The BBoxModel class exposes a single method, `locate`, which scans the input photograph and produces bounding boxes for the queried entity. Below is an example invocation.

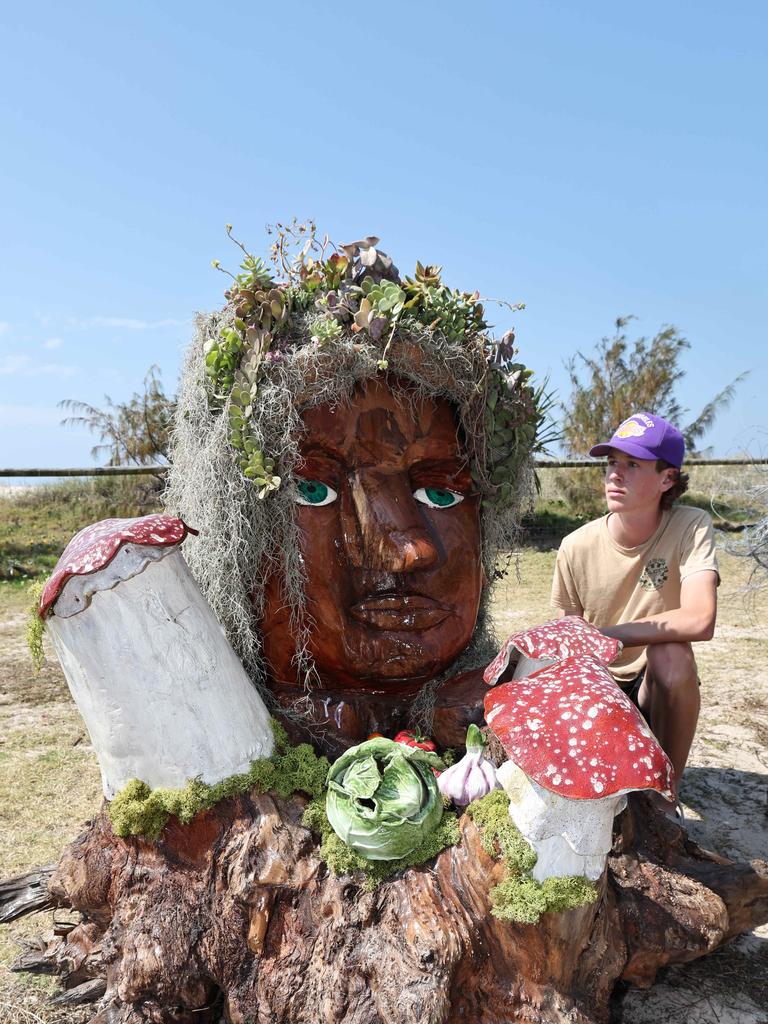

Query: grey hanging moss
[164,228,544,727]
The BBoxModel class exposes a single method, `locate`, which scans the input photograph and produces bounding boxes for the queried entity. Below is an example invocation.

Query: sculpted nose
[342,469,441,572]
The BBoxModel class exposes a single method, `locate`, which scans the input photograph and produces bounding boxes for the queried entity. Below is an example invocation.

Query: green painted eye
[413,487,464,509]
[295,478,338,506]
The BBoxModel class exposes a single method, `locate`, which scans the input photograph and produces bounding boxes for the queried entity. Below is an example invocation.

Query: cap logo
[616,418,647,438]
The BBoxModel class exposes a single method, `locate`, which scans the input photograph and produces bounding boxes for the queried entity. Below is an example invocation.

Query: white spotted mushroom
[484,652,674,882]
[40,514,274,800]
[483,614,623,686]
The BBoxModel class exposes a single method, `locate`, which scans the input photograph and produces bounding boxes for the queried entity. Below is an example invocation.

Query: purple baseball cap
[589,412,685,468]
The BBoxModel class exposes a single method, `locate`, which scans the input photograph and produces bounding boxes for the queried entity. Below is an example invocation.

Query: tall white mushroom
[484,636,673,883]
[39,514,274,799]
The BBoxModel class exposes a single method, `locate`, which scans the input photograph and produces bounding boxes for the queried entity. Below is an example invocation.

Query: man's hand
[597,569,718,646]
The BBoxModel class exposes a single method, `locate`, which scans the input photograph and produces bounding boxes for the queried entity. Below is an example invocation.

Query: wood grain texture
[6,791,765,1024]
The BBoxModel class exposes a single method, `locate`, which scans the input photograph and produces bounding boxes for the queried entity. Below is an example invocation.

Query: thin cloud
[0,322,9,337]
[0,354,27,374]
[43,337,63,350]
[66,315,189,330]
[0,353,75,377]
[37,362,76,377]
[0,404,70,427]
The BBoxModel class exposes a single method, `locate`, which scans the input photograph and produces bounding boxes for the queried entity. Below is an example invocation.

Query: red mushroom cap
[39,514,196,618]
[484,654,674,800]
[484,616,622,687]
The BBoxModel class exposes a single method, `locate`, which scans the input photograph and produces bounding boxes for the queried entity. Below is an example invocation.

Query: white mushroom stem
[512,654,555,680]
[496,760,627,883]
[46,543,274,799]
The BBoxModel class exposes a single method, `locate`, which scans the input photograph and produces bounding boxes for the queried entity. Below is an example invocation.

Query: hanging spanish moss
[165,226,545,718]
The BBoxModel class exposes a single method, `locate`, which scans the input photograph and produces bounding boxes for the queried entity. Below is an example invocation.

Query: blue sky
[1,0,766,471]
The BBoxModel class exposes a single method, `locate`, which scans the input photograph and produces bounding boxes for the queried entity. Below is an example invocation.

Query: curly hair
[656,459,689,510]
[163,233,543,732]
[165,311,535,710]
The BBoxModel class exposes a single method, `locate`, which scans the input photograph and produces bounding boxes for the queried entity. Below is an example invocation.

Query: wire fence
[2,459,766,478]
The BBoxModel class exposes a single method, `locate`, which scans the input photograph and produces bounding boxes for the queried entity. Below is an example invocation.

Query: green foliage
[465,790,596,924]
[204,326,243,400]
[519,499,590,550]
[552,466,606,519]
[0,477,162,581]
[26,580,46,671]
[310,315,343,345]
[107,719,330,840]
[562,317,748,458]
[560,317,748,514]
[419,284,487,342]
[204,223,545,515]
[362,277,406,318]
[235,254,274,291]
[303,795,460,890]
[465,790,536,872]
[489,874,597,924]
[59,365,174,470]
[473,340,559,514]
[205,321,282,497]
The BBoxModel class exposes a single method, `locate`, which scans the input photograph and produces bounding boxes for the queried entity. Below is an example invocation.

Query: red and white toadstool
[41,514,274,800]
[483,615,622,687]
[485,652,674,882]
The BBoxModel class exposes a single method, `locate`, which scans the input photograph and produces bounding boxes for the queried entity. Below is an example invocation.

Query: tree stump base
[5,791,768,1024]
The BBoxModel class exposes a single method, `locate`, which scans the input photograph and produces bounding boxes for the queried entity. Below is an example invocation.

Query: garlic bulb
[437,724,500,807]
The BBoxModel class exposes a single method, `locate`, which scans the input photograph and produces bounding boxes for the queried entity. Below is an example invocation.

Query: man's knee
[646,642,698,694]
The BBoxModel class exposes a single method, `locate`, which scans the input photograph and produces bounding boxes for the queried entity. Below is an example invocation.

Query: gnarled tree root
[3,791,767,1024]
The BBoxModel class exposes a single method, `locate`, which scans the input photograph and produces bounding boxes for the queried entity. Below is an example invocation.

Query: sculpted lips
[349,593,451,631]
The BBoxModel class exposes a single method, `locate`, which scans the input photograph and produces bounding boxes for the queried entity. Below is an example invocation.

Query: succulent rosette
[326,737,445,861]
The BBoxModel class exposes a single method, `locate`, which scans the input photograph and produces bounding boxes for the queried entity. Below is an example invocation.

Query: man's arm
[597,569,718,646]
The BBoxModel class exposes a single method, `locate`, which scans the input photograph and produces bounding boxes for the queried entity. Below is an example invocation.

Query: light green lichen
[26,580,46,672]
[465,789,537,871]
[303,795,461,891]
[108,719,329,840]
[465,790,597,924]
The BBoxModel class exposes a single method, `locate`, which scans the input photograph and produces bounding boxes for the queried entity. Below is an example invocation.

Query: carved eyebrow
[299,442,345,461]
[409,456,473,485]
[409,455,470,472]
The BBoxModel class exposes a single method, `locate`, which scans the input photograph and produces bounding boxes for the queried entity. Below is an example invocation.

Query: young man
[551,412,719,804]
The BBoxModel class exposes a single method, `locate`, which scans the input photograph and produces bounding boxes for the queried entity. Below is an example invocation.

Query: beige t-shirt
[550,506,719,684]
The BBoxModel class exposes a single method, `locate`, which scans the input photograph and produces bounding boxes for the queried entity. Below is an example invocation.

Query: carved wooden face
[260,377,483,694]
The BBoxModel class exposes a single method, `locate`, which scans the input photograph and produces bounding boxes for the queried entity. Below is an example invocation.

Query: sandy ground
[0,544,766,1023]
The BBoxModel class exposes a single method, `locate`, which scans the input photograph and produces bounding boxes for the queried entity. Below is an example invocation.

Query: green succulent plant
[311,315,343,345]
[204,223,546,510]
[204,326,243,401]
[361,277,406,317]
[403,261,443,308]
[420,284,488,342]
[236,253,274,291]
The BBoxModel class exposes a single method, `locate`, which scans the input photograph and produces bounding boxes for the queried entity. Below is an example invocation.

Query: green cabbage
[326,737,444,861]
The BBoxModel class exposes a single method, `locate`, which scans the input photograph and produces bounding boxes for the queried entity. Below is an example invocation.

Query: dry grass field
[0,485,766,1023]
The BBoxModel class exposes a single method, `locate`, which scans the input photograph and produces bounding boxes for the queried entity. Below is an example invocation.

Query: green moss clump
[270,742,330,799]
[26,580,47,672]
[108,719,330,840]
[465,790,597,924]
[303,796,461,891]
[108,780,171,840]
[466,789,537,873]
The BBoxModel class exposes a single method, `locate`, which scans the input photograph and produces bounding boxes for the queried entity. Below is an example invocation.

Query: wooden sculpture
[3,232,766,1023]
